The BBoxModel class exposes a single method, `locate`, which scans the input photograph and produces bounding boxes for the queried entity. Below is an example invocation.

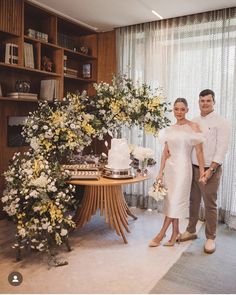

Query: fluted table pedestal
[70,175,149,243]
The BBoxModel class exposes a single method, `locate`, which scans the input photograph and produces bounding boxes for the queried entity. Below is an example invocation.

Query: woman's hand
[156,173,163,184]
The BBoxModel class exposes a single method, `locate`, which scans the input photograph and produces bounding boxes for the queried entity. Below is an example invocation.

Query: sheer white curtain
[116,8,236,229]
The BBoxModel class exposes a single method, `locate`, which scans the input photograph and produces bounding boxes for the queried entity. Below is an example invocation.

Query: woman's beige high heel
[148,234,166,247]
[163,233,181,247]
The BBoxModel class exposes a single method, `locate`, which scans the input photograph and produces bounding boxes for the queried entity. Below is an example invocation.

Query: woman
[149,98,205,247]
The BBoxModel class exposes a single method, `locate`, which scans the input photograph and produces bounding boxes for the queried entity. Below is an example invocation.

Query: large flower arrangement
[2,151,75,252]
[90,75,171,138]
[2,75,171,259]
[22,92,96,161]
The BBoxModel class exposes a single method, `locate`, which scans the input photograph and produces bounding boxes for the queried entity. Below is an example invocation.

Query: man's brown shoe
[180,231,198,242]
[204,239,216,254]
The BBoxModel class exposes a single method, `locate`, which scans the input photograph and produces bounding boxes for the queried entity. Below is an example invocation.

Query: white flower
[44,130,53,138]
[148,180,168,201]
[30,175,48,188]
[6,177,14,182]
[60,228,68,236]
[133,147,154,161]
[30,137,39,150]
[30,190,38,198]
[1,195,9,203]
[128,144,137,153]
[49,185,57,192]
[37,243,44,251]
[42,222,50,230]
[18,228,26,238]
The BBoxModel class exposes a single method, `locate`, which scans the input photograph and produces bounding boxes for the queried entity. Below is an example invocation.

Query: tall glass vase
[140,158,148,176]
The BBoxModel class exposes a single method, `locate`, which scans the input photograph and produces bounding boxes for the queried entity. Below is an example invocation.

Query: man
[180,89,230,254]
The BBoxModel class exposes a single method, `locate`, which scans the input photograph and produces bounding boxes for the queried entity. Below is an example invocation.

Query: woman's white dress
[159,124,204,218]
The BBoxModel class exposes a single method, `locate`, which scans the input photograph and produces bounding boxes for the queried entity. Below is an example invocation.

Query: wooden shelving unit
[0,0,98,100]
[0,0,117,219]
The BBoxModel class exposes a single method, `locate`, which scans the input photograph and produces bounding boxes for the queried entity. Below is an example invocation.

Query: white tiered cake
[107,138,131,169]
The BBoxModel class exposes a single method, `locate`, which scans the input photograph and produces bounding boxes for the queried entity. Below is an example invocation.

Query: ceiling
[30,0,236,32]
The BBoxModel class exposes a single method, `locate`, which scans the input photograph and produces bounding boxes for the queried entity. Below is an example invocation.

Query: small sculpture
[79,46,89,55]
[15,80,31,93]
[41,56,54,72]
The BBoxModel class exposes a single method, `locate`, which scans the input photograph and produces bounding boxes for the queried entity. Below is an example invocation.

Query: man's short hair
[199,89,215,102]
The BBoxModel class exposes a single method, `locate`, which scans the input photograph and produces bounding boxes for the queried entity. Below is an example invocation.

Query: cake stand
[102,166,135,179]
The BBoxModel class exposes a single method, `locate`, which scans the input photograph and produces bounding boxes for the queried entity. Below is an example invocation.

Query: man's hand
[200,169,214,184]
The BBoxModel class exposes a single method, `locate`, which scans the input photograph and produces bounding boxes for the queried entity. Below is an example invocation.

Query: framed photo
[82,63,92,79]
[7,116,29,147]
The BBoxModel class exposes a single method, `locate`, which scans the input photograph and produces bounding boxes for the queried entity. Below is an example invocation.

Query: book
[63,55,67,73]
[24,42,34,68]
[5,43,12,64]
[65,68,78,77]
[4,43,19,64]
[11,44,18,64]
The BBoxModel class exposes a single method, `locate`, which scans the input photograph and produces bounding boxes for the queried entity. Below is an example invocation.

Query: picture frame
[7,116,29,147]
[82,63,92,79]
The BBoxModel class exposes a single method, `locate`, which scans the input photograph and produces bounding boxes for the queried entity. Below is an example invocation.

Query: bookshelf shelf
[0,62,61,77]
[0,96,38,102]
[64,75,96,82]
[63,48,97,60]
[24,36,61,49]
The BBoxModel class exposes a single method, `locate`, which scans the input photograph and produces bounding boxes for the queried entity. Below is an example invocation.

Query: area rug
[0,209,202,294]
[150,222,236,294]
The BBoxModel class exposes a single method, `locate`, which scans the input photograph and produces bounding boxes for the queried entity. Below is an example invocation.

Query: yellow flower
[67,129,77,141]
[55,232,62,245]
[83,124,95,135]
[144,124,158,135]
[110,101,120,114]
[48,202,63,222]
[34,159,40,176]
[39,204,48,215]
[42,140,52,151]
[50,110,67,126]
[55,128,60,135]
[116,112,127,121]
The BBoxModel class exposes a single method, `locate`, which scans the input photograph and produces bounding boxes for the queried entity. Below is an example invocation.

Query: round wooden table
[69,175,150,243]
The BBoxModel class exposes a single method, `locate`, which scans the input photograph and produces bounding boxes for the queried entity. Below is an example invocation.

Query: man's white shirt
[191,111,230,167]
